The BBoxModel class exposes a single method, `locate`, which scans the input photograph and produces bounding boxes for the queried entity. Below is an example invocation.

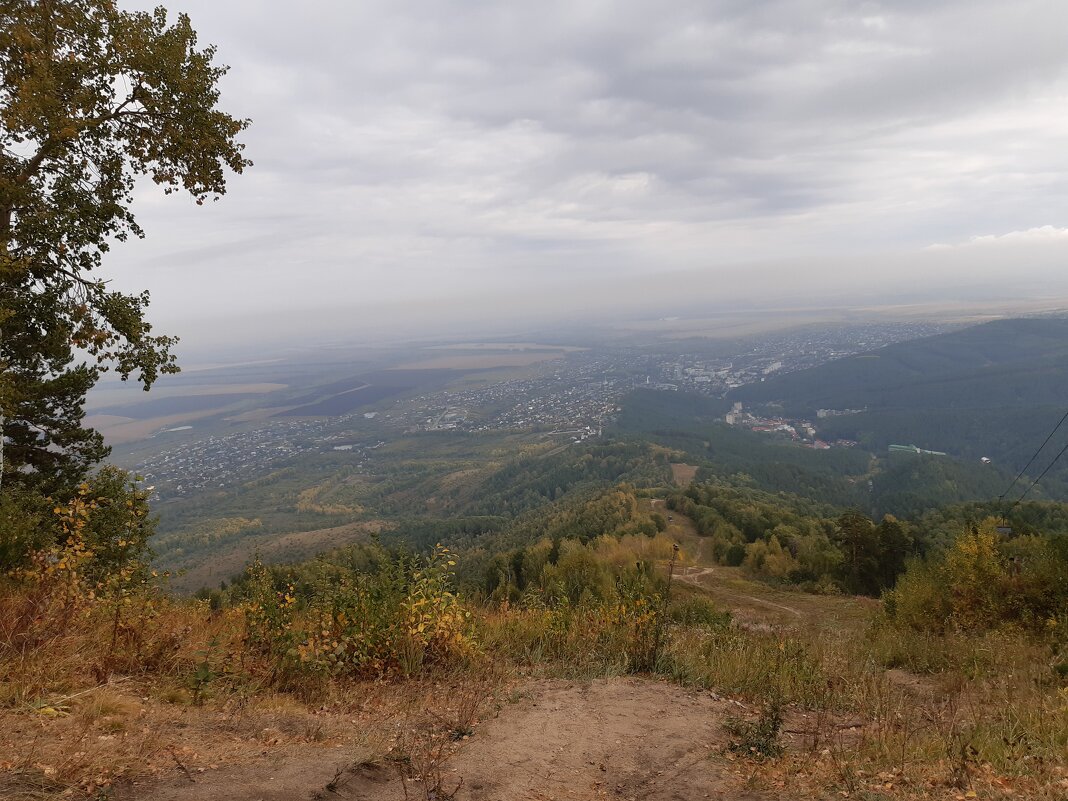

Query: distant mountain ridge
[730,317,1068,414]
[727,317,1068,498]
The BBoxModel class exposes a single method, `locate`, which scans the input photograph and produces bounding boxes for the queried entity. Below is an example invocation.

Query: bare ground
[669,463,699,486]
[114,678,772,801]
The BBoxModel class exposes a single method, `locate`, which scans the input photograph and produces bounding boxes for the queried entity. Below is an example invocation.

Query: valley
[8,315,1068,800]
[90,317,1062,587]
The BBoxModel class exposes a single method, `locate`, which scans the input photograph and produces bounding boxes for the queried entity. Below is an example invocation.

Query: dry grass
[1,544,1065,800]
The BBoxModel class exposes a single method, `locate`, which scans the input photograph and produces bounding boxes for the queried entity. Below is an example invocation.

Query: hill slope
[731,316,1068,414]
[728,317,1068,498]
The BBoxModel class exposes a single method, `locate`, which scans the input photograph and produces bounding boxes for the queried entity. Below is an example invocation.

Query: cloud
[927,226,1068,250]
[105,0,1068,340]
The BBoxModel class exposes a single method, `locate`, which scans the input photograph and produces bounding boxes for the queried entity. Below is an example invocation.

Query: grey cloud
[107,0,1068,343]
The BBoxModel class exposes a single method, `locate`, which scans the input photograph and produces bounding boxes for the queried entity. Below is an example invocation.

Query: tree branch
[14,86,144,185]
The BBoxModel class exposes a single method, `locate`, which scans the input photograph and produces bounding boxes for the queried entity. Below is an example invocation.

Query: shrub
[883,518,1068,636]
[243,545,473,681]
[667,595,731,628]
[725,700,784,760]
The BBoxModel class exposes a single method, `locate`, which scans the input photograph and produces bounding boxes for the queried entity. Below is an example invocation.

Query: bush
[668,595,731,628]
[242,545,473,682]
[725,700,784,760]
[0,487,49,571]
[883,518,1068,636]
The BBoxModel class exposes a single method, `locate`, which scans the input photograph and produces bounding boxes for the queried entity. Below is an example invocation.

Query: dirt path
[117,678,770,801]
[678,566,803,618]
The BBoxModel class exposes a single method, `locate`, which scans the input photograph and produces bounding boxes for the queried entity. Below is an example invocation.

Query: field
[274,384,411,416]
[394,351,566,370]
[669,462,698,485]
[86,383,289,407]
[424,342,586,351]
[84,408,250,445]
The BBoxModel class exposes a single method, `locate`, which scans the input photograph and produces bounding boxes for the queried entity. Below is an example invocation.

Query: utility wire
[999,409,1068,501]
[1011,437,1068,507]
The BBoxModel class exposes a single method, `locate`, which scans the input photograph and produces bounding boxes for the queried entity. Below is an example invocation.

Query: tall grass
[3,528,1067,800]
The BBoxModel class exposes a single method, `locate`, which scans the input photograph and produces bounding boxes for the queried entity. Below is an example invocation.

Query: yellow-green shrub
[243,545,473,681]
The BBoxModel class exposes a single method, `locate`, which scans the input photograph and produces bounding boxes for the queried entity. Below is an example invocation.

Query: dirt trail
[678,566,802,618]
[119,678,769,801]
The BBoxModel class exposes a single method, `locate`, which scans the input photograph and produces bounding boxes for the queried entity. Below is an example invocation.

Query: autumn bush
[883,518,1068,638]
[0,469,172,701]
[242,544,474,684]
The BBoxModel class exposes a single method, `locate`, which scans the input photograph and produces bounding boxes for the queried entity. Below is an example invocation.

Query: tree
[0,0,249,493]
[833,511,880,595]
[874,514,912,590]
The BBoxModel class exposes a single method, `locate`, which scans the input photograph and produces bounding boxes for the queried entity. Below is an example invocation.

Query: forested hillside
[727,317,1068,493]
[731,317,1068,414]
[615,388,870,506]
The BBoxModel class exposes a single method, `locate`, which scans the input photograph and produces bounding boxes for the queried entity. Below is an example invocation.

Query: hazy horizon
[101,0,1068,356]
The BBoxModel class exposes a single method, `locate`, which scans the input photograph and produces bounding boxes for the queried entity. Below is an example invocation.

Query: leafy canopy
[0,0,249,492]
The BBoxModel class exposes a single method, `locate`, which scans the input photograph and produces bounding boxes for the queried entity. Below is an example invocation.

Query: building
[889,444,947,457]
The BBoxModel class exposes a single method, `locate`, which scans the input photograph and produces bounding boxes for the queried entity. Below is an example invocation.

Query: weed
[725,699,785,760]
[390,724,464,801]
[188,637,220,704]
[430,667,500,740]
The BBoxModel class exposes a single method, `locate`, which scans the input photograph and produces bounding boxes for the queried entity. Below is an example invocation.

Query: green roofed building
[889,444,947,457]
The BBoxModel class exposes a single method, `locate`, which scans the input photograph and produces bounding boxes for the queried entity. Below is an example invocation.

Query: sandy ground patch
[110,677,771,801]
[425,342,586,352]
[669,463,699,485]
[84,413,138,429]
[90,408,240,445]
[88,383,288,408]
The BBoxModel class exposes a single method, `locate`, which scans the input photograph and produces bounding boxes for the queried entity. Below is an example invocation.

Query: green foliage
[870,455,1011,519]
[614,387,731,436]
[916,499,1068,548]
[733,317,1068,415]
[240,544,472,681]
[477,570,666,677]
[75,465,156,581]
[0,0,249,492]
[148,437,667,576]
[473,487,668,602]
[0,464,153,575]
[725,701,785,760]
[542,540,615,605]
[1,468,167,691]
[463,440,670,517]
[667,594,731,628]
[507,487,658,548]
[733,318,1068,503]
[832,512,914,596]
[0,485,48,569]
[883,519,1068,636]
[666,482,919,594]
[616,389,868,507]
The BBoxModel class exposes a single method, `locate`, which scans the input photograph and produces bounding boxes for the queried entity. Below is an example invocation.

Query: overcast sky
[112,0,1068,349]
